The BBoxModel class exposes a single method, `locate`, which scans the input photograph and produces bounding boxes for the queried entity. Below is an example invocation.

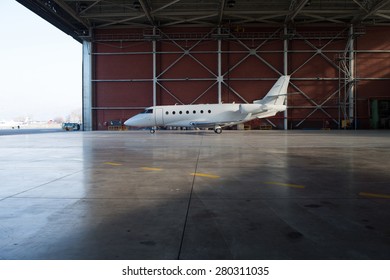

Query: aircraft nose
[124,113,152,127]
[124,114,145,127]
[124,118,134,126]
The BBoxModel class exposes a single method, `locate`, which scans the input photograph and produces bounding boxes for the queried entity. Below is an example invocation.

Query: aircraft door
[155,108,164,126]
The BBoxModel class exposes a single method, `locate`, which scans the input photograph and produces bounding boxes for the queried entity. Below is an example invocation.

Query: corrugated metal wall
[91,26,390,130]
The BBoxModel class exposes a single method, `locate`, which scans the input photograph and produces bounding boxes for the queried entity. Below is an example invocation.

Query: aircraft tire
[150,128,156,134]
[214,127,222,134]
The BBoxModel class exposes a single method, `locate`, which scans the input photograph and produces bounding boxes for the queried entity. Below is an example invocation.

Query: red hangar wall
[87,26,390,130]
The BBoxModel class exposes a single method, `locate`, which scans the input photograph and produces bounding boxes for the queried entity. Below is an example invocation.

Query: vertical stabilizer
[254,75,290,105]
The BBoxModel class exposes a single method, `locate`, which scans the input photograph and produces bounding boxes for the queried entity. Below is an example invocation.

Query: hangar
[17,0,390,130]
[1,0,389,261]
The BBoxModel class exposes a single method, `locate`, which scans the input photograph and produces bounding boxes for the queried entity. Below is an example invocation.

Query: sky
[0,0,82,121]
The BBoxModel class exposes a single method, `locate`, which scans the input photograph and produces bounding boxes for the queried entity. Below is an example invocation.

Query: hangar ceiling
[17,0,390,42]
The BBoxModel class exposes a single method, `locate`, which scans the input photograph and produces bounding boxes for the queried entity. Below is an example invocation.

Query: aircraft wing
[189,121,221,128]
[190,120,243,128]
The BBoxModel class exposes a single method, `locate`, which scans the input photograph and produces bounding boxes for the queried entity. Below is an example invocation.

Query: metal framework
[288,27,355,128]
[91,26,389,129]
[17,0,390,41]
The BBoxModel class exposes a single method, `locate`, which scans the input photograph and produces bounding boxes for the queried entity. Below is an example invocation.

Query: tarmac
[0,130,389,259]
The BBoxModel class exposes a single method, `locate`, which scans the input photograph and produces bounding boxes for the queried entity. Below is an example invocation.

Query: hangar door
[89,26,390,130]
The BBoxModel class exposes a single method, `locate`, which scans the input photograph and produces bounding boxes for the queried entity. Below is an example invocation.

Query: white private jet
[0,120,26,129]
[124,75,290,134]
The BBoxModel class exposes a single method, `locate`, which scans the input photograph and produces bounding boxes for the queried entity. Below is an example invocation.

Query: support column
[82,40,93,131]
[283,26,289,130]
[348,24,355,127]
[153,28,157,106]
[218,28,222,104]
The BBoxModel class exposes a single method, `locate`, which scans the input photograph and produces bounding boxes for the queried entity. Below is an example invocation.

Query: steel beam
[285,0,310,23]
[348,24,355,127]
[53,0,90,28]
[218,28,222,104]
[218,0,226,25]
[82,40,93,131]
[284,26,289,130]
[139,0,154,26]
[153,28,157,106]
[353,0,390,22]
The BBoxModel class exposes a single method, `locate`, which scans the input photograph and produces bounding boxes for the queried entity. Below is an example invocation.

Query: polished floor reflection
[0,130,389,259]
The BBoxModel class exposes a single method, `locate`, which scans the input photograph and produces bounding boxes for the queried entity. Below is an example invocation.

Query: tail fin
[254,75,290,105]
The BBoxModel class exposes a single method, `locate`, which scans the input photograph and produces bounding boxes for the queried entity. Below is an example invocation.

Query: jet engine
[239,104,265,114]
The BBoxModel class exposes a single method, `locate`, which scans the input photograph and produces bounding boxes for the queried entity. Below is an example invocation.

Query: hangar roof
[17,0,390,42]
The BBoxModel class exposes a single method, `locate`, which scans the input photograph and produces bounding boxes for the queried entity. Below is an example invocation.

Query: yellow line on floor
[104,162,123,166]
[358,192,390,199]
[264,182,305,189]
[141,167,163,171]
[191,172,221,179]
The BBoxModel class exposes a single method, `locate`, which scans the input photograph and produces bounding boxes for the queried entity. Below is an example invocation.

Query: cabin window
[179,111,183,114]
[186,111,189,114]
[172,111,176,115]
[165,111,169,115]
[208,110,211,113]
[193,110,196,114]
[200,110,204,114]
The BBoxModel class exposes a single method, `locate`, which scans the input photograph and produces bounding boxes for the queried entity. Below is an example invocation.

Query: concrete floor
[0,130,389,260]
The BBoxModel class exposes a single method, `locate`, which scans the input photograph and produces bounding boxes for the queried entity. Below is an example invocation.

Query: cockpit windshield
[141,109,153,114]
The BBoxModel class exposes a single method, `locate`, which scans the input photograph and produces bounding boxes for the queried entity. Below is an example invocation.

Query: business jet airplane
[124,75,290,134]
[0,118,29,129]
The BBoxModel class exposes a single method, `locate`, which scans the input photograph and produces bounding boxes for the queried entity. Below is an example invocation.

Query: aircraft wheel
[150,128,156,134]
[214,127,222,134]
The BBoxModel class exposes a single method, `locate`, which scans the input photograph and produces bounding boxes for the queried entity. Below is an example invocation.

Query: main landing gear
[149,127,156,134]
[214,126,222,134]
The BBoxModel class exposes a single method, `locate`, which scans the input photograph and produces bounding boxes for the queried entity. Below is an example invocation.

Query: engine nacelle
[239,104,265,114]
[267,104,286,112]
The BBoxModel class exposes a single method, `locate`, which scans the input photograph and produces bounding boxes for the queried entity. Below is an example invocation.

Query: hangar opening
[17,0,390,131]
